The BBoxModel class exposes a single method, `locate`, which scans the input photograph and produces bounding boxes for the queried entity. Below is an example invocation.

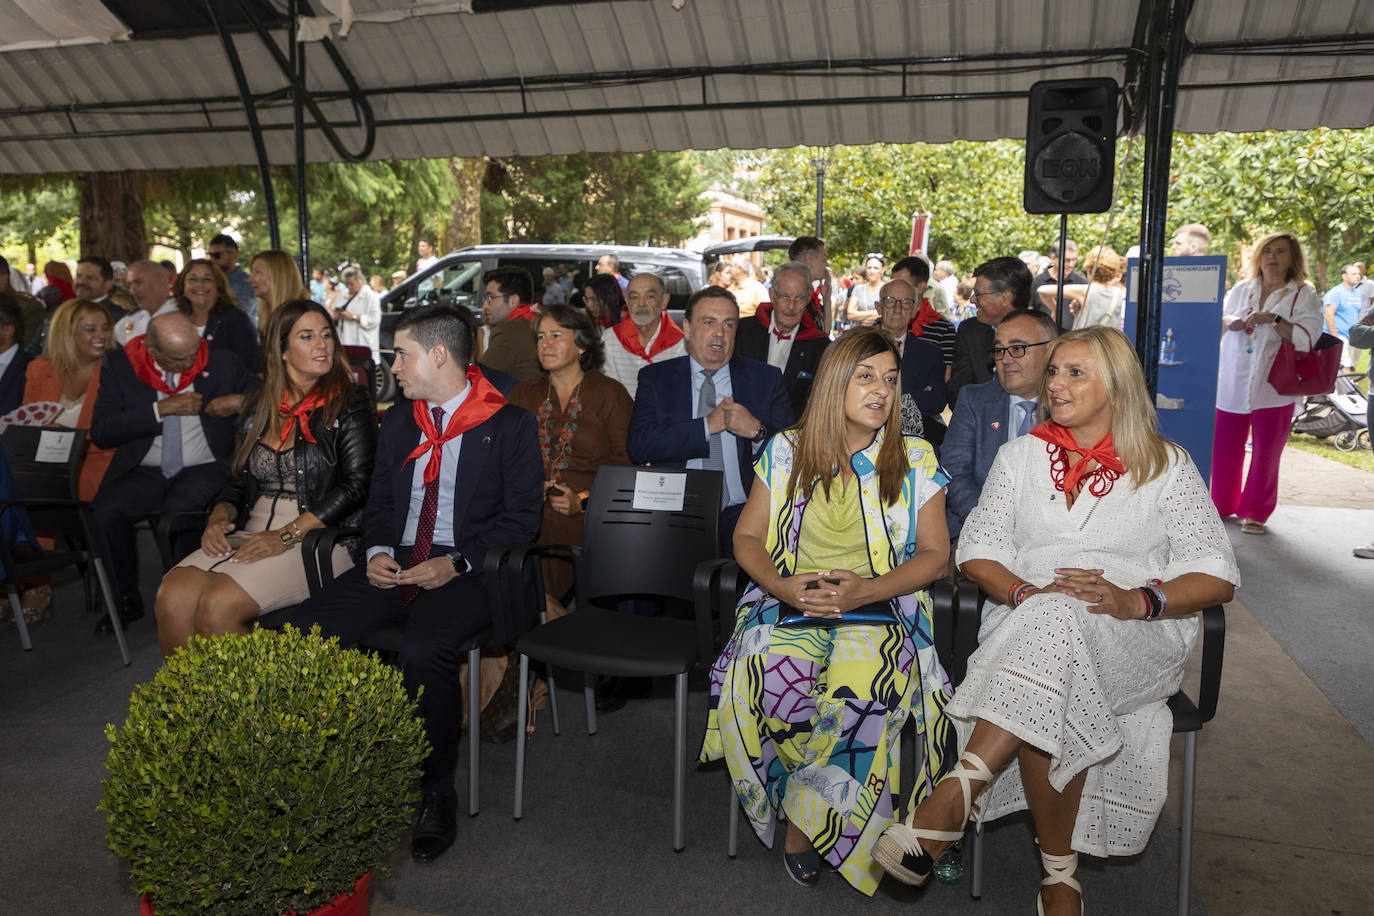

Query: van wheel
[374,358,398,404]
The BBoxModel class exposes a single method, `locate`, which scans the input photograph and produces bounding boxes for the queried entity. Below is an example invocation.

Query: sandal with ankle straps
[1037,847,1083,915]
[873,750,993,886]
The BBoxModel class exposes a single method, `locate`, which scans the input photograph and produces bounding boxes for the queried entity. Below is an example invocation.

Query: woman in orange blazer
[22,298,117,501]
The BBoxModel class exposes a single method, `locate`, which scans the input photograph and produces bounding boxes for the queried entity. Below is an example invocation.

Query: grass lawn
[1287,432,1374,473]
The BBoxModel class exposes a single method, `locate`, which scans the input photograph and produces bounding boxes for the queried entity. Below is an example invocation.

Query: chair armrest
[929,577,955,679]
[693,558,743,664]
[301,527,362,596]
[952,579,985,687]
[1196,604,1226,725]
[488,542,581,644]
[155,510,210,570]
[0,497,89,512]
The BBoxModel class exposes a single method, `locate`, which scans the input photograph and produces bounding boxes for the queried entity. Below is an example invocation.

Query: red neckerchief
[1030,421,1124,497]
[125,335,208,395]
[404,365,507,484]
[507,303,539,322]
[907,299,945,337]
[754,302,827,341]
[612,312,683,362]
[279,389,324,446]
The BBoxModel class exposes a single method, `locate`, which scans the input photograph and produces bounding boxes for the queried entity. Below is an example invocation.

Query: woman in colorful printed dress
[875,327,1237,915]
[700,326,955,894]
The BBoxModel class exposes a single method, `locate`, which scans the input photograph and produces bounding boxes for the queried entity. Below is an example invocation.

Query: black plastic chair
[1,425,129,665]
[965,600,1227,916]
[505,464,724,851]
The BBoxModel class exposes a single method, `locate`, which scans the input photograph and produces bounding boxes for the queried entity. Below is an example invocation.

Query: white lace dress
[951,435,1238,857]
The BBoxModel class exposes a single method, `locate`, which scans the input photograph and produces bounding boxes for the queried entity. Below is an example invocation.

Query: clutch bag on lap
[776,599,895,628]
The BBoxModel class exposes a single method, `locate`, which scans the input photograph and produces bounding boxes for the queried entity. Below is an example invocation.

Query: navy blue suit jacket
[0,347,33,417]
[362,396,542,567]
[626,354,793,476]
[900,333,947,441]
[91,347,257,485]
[942,377,1027,538]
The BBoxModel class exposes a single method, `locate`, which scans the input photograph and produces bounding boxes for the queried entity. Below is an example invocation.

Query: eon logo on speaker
[1024,78,1118,214]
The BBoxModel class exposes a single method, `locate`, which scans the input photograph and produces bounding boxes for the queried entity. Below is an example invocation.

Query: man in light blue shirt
[207,234,258,333]
[1323,264,1364,367]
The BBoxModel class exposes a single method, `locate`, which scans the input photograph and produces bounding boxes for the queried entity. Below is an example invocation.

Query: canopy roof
[0,0,1372,174]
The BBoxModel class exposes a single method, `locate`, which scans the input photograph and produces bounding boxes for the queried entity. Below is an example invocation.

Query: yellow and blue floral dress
[699,429,955,895]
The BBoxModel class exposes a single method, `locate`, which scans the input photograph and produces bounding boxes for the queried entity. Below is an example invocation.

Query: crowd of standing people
[1,214,1370,912]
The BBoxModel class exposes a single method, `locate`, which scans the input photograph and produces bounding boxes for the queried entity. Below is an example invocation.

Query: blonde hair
[249,249,308,329]
[1043,326,1177,487]
[1245,231,1308,284]
[44,298,111,381]
[1081,245,1124,284]
[788,327,908,507]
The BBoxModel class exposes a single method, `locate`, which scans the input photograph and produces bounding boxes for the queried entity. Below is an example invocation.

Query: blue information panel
[1124,256,1227,482]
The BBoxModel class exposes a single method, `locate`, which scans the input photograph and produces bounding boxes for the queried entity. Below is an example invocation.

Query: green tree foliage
[0,175,79,265]
[482,151,708,246]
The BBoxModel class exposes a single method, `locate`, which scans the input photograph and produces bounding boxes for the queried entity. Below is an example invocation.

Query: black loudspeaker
[1023,78,1118,214]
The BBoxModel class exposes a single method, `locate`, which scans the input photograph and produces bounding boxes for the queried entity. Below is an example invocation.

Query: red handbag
[1267,321,1342,396]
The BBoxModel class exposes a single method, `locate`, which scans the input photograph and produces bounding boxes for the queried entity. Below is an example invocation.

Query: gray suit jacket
[942,377,1031,538]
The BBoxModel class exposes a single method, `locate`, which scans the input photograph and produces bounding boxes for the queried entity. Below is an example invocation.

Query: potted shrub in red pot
[100,625,429,915]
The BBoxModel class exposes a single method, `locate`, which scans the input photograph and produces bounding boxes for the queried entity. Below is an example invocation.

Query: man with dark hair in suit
[477,265,540,380]
[284,304,542,865]
[788,235,832,331]
[89,312,256,633]
[733,260,829,417]
[627,285,793,550]
[947,256,1034,408]
[0,294,33,415]
[942,309,1059,538]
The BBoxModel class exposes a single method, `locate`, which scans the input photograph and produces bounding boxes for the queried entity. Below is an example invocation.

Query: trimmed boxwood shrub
[101,626,429,915]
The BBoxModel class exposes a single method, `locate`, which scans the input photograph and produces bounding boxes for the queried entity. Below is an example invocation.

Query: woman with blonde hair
[701,327,955,894]
[153,299,375,657]
[1211,231,1322,534]
[1036,245,1127,330]
[876,326,1237,915]
[248,249,309,331]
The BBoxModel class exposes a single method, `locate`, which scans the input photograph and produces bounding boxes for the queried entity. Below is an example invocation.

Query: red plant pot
[140,871,370,916]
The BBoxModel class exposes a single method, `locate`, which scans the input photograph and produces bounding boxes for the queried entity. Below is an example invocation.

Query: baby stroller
[1291,371,1369,451]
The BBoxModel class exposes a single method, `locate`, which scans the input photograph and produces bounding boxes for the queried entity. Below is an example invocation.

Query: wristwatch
[278,528,299,548]
[752,422,768,443]
[446,550,468,576]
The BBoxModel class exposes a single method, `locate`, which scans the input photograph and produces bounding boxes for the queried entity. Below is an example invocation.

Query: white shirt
[765,316,796,372]
[139,367,214,471]
[1006,396,1038,442]
[600,322,687,399]
[335,285,382,362]
[1216,278,1324,413]
[0,343,17,377]
[115,299,179,347]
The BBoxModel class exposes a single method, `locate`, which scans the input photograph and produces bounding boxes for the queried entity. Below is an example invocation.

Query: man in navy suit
[947,256,1035,408]
[90,312,256,633]
[0,295,33,416]
[942,309,1058,537]
[628,285,793,549]
[733,261,830,418]
[284,305,542,865]
[872,278,948,449]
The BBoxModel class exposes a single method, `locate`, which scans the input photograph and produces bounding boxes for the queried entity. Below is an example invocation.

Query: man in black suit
[627,285,793,550]
[947,256,1034,408]
[0,295,33,416]
[90,312,256,633]
[734,260,830,418]
[284,305,542,865]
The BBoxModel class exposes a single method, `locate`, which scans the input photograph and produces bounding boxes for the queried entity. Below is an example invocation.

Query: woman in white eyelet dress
[873,327,1238,915]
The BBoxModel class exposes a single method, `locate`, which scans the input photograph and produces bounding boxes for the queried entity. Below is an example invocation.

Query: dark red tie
[401,405,444,606]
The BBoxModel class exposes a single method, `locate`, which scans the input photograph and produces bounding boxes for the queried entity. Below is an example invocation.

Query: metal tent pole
[291,0,309,278]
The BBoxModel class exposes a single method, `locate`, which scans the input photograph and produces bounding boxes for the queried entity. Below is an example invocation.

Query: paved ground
[1276,444,1374,510]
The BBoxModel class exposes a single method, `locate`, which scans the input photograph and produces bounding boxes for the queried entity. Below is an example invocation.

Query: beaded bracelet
[1009,580,1036,607]
[1138,579,1168,619]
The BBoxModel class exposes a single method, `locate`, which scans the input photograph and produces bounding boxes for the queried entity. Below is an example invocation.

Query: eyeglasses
[969,288,1002,302]
[877,296,917,309]
[206,251,226,260]
[990,341,1051,359]
[864,252,886,262]
[482,292,511,303]
[771,293,811,306]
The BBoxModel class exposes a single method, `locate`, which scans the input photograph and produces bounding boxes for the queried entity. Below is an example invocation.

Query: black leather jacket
[214,386,377,530]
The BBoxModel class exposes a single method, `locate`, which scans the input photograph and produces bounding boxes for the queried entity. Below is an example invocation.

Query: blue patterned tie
[161,370,184,478]
[697,368,727,506]
[1016,399,1036,438]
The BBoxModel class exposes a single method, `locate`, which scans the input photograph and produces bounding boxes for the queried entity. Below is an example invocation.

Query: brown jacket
[481,317,540,380]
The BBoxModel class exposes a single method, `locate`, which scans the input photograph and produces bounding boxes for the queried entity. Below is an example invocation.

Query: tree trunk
[1310,221,1331,292]
[79,171,148,262]
[444,158,486,250]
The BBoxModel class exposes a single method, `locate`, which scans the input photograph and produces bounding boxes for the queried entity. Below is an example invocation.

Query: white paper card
[35,429,75,463]
[632,470,686,512]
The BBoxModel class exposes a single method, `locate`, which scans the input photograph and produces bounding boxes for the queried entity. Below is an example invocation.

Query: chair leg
[466,647,480,817]
[970,817,984,898]
[584,675,597,736]
[673,671,687,852]
[513,654,530,820]
[7,585,31,651]
[93,558,131,666]
[726,784,739,858]
[546,662,561,736]
[1178,730,1197,916]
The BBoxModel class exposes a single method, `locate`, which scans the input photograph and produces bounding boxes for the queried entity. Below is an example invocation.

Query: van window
[496,258,579,305]
[431,259,483,313]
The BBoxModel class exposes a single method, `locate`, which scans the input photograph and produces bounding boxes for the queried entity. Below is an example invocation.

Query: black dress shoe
[594,676,651,713]
[94,596,144,636]
[411,790,458,863]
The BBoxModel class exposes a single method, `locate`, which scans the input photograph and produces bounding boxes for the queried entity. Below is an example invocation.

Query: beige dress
[176,443,353,613]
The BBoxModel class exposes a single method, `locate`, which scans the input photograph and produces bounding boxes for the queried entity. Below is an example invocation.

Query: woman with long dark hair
[153,300,375,657]
[701,327,954,894]
[581,272,625,330]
